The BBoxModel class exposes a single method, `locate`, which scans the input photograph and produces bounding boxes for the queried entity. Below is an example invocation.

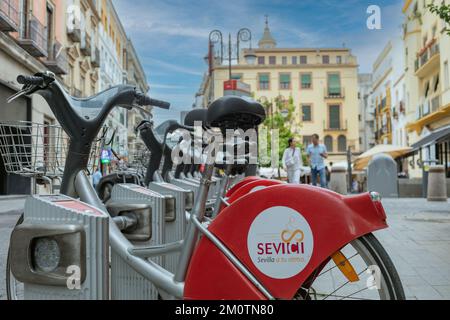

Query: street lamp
[208,28,254,80]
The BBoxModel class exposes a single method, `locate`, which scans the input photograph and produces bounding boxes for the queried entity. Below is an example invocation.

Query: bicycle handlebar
[135,93,170,109]
[17,75,45,86]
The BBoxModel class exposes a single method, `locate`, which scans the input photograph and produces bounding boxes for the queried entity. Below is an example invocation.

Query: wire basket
[0,121,99,178]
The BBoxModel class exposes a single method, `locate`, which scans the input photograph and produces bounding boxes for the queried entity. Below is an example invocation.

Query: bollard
[427,165,448,202]
[329,166,347,195]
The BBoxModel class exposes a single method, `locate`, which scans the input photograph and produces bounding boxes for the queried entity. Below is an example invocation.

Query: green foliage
[428,3,450,35]
[259,95,301,167]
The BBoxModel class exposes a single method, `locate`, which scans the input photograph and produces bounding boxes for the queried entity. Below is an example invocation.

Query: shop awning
[353,144,413,171]
[411,125,450,151]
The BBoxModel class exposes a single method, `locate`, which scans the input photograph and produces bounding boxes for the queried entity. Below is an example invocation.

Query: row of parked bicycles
[0,71,405,300]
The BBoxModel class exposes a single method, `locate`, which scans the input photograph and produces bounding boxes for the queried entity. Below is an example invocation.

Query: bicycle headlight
[33,237,61,273]
[185,191,194,211]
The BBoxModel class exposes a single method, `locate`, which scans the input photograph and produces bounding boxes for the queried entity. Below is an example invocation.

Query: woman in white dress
[282,138,303,184]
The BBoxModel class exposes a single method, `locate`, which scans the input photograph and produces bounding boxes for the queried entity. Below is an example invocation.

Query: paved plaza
[0,196,448,300]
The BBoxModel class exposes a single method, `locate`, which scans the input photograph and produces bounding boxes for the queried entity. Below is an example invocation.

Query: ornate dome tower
[258,15,277,49]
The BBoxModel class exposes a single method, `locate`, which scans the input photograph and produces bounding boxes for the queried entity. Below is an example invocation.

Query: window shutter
[328,74,341,95]
[329,105,340,129]
[280,74,290,83]
[301,74,311,85]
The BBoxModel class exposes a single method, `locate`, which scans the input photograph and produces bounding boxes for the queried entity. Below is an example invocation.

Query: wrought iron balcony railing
[18,15,48,57]
[324,87,345,99]
[0,0,20,31]
[44,41,69,75]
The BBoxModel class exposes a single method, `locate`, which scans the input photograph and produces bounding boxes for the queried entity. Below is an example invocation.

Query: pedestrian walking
[92,166,102,189]
[307,134,329,188]
[282,138,303,184]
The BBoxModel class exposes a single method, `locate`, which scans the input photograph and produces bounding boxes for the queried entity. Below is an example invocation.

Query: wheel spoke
[322,268,368,300]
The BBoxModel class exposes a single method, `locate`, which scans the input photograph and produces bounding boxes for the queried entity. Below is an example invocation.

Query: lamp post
[208,28,256,80]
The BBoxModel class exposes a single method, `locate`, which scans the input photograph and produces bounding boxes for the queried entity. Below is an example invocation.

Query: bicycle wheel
[295,233,405,300]
[6,213,24,300]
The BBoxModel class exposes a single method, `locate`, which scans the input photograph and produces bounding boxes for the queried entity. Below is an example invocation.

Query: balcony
[415,42,440,78]
[324,87,345,99]
[17,15,47,57]
[416,94,442,120]
[80,33,91,56]
[0,0,19,31]
[43,41,69,75]
[91,47,100,68]
[323,119,348,132]
[67,17,81,42]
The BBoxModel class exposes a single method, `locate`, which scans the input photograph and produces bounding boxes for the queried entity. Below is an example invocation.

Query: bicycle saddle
[184,109,208,127]
[206,96,266,131]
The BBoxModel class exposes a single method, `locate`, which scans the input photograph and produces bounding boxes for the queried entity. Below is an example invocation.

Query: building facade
[0,0,70,194]
[198,20,361,164]
[125,38,151,161]
[0,0,149,195]
[358,73,375,152]
[403,0,450,177]
[371,39,407,147]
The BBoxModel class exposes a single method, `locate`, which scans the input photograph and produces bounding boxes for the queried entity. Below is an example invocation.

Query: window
[336,56,342,64]
[444,61,449,89]
[269,56,276,65]
[324,136,333,152]
[300,55,307,64]
[292,56,298,65]
[338,135,347,152]
[434,74,440,92]
[231,74,242,80]
[279,73,291,90]
[258,56,265,65]
[302,105,312,122]
[328,73,341,96]
[424,81,430,98]
[300,73,312,89]
[329,105,341,129]
[258,74,270,90]
[303,136,313,147]
[282,56,287,65]
[322,55,330,64]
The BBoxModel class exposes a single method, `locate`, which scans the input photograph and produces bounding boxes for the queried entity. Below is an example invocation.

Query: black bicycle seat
[184,109,208,127]
[206,96,266,131]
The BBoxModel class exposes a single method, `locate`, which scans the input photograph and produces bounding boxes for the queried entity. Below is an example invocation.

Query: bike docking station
[147,176,193,273]
[9,195,110,300]
[108,184,173,300]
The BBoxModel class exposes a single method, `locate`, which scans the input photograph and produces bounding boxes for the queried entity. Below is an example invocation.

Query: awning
[411,125,450,151]
[353,144,413,171]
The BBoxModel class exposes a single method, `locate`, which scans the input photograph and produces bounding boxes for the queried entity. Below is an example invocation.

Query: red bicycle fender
[220,179,284,212]
[226,176,261,198]
[184,185,388,300]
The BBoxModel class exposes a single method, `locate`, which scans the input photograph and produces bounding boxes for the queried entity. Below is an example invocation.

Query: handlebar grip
[136,93,170,109]
[17,75,44,86]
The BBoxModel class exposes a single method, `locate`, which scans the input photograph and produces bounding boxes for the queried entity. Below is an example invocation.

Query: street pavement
[0,196,448,300]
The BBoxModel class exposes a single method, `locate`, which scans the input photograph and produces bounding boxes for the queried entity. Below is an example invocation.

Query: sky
[112,0,405,124]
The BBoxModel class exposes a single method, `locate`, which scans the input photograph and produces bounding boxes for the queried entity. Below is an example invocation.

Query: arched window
[324,136,333,152]
[338,135,347,152]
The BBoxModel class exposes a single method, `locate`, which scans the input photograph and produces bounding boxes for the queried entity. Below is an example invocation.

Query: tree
[258,95,300,168]
[428,3,450,35]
